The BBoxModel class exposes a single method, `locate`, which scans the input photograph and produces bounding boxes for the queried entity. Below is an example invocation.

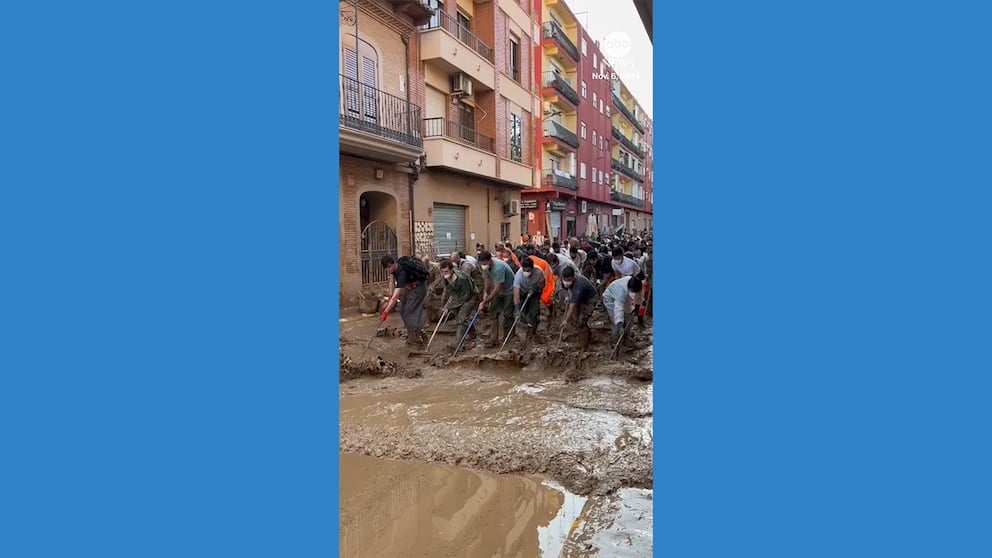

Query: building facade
[338,0,433,306]
[413,0,539,259]
[521,0,653,241]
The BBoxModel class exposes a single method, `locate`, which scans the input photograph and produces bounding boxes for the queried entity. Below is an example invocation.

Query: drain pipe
[403,34,417,256]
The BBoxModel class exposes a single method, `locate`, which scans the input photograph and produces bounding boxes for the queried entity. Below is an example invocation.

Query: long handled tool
[500,291,534,352]
[425,297,452,351]
[361,315,386,359]
[453,308,481,356]
[609,326,626,360]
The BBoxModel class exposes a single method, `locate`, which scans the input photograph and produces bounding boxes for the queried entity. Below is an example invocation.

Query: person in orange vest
[526,254,556,335]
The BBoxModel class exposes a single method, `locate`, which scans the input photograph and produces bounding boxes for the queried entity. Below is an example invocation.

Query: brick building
[414,0,540,258]
[338,0,433,306]
[521,0,653,241]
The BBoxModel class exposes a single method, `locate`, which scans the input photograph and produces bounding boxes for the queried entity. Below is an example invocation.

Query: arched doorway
[359,191,398,287]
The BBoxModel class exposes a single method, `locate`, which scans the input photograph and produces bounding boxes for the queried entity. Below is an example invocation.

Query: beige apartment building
[338,0,431,306]
[414,0,540,258]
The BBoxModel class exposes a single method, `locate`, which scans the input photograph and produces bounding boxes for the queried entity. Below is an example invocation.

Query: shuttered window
[342,35,378,123]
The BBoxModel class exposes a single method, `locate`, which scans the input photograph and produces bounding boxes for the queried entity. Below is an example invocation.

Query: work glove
[638,306,646,317]
[379,311,388,322]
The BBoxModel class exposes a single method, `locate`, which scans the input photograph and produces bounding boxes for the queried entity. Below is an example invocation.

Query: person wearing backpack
[439,259,478,350]
[380,254,430,348]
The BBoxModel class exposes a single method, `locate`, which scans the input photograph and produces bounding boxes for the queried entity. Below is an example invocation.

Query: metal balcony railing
[422,10,494,63]
[543,169,578,190]
[612,93,645,134]
[611,126,645,159]
[542,21,580,62]
[542,121,579,148]
[612,157,644,182]
[543,71,580,106]
[340,74,423,147]
[611,189,644,207]
[423,117,495,153]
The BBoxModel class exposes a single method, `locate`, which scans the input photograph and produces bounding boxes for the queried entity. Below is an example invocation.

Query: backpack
[396,256,429,283]
[454,268,478,295]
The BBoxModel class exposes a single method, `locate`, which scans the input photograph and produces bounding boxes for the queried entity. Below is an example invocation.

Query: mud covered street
[339,304,654,557]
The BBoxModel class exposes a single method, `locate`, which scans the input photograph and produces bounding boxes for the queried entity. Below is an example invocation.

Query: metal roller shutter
[433,203,466,256]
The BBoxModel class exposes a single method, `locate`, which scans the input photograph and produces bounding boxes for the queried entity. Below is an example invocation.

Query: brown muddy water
[339,308,654,556]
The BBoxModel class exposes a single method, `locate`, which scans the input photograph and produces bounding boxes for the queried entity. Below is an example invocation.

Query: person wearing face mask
[610,246,641,283]
[602,275,643,348]
[438,259,479,350]
[477,250,516,348]
[451,251,484,295]
[559,266,597,352]
[512,257,546,347]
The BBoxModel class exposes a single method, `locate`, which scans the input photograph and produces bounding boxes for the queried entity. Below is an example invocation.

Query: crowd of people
[378,230,653,355]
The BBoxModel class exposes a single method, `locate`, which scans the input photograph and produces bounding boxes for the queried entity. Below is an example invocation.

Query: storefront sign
[520,199,538,210]
[549,200,568,212]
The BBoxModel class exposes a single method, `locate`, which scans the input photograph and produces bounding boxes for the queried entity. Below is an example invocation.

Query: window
[549,154,561,171]
[600,99,604,113]
[580,122,586,138]
[458,103,475,143]
[456,10,472,45]
[581,81,587,98]
[606,106,611,117]
[593,53,597,68]
[592,130,597,145]
[509,35,521,82]
[342,34,379,123]
[509,113,522,162]
[579,162,586,179]
[600,170,604,183]
[501,222,510,241]
[581,38,587,55]
[592,91,598,106]
[427,0,443,28]
[592,167,596,182]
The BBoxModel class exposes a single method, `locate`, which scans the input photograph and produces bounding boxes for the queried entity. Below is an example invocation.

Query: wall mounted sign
[520,200,538,210]
[549,200,568,211]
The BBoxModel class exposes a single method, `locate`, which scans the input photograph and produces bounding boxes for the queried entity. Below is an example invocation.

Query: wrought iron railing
[422,117,495,153]
[611,157,644,182]
[542,21,580,62]
[422,10,494,63]
[339,75,423,147]
[543,71,580,106]
[543,169,578,190]
[611,189,644,207]
[543,121,579,148]
[612,93,645,134]
[612,126,645,159]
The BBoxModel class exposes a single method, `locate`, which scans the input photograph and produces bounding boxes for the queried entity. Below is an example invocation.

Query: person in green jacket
[439,259,479,350]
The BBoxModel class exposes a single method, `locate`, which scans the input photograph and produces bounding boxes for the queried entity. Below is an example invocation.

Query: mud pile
[340,351,421,381]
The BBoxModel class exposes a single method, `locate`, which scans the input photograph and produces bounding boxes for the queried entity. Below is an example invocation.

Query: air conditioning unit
[450,73,473,97]
[503,199,520,216]
[581,200,587,213]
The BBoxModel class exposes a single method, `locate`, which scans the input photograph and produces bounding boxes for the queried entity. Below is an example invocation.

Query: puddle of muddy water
[340,453,586,558]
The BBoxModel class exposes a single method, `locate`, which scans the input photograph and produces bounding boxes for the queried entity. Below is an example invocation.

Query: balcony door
[457,103,475,145]
[343,35,378,124]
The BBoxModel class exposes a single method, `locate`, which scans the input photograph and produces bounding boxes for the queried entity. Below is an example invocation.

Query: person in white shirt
[610,246,640,279]
[602,275,643,343]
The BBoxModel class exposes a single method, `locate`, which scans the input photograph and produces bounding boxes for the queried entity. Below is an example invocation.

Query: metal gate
[433,203,465,256]
[360,220,397,286]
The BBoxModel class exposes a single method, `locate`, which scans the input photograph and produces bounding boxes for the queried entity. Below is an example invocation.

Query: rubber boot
[451,325,467,351]
[406,329,424,348]
[578,327,590,352]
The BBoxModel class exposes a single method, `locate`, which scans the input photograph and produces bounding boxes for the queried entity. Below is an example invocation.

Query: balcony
[612,93,645,134]
[542,121,579,149]
[611,189,644,207]
[542,21,580,64]
[339,74,423,163]
[422,117,497,177]
[543,169,578,191]
[421,11,496,90]
[542,71,580,108]
[611,126,645,159]
[611,157,644,182]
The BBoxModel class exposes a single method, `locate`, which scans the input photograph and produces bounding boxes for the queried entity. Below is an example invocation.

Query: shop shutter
[433,203,466,256]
